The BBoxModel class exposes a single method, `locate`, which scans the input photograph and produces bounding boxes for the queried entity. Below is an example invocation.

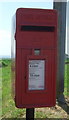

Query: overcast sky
[0,1,69,57]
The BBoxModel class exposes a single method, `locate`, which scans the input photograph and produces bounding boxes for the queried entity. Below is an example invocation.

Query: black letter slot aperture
[21,25,55,32]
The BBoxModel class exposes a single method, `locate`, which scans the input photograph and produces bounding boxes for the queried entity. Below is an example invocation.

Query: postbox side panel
[15,49,22,107]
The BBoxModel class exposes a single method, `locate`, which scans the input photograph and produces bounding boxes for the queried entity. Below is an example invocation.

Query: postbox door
[15,48,56,108]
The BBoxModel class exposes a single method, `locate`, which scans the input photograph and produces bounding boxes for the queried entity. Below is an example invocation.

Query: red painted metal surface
[15,8,58,108]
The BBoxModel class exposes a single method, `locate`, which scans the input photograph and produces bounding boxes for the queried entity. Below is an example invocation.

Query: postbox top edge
[16,7,57,15]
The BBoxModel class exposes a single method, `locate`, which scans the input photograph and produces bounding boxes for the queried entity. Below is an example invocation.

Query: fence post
[53,1,67,103]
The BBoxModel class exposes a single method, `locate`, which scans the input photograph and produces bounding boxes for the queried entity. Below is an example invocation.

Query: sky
[0,1,69,57]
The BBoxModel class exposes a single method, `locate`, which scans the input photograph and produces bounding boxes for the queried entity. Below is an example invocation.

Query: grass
[0,59,2,118]
[64,59,69,96]
[2,59,26,119]
[1,58,69,118]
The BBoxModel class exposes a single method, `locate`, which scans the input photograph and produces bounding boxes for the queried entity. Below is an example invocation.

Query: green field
[0,59,69,119]
[1,59,26,119]
[64,59,69,96]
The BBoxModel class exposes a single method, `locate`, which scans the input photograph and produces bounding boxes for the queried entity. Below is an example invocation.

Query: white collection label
[28,60,45,90]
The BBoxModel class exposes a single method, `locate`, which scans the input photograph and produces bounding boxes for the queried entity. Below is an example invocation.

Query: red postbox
[13,8,58,108]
